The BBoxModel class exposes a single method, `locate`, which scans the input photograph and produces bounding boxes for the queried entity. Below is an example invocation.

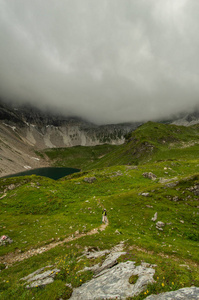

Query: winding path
[0,221,108,266]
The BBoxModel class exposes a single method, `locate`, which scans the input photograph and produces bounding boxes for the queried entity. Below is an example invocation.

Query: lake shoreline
[1,167,80,180]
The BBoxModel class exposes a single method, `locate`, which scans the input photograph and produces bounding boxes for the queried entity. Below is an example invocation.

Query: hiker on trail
[102,209,108,224]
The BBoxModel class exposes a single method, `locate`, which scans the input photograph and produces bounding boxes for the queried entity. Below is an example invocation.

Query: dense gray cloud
[0,0,199,124]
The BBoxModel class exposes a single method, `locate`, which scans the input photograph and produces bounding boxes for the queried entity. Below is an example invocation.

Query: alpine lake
[3,167,80,180]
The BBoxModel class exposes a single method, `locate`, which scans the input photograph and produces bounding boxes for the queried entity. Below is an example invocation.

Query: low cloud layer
[0,0,199,124]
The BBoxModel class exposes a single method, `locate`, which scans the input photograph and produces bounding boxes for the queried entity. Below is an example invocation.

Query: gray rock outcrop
[156,221,165,231]
[83,177,97,183]
[0,235,13,246]
[146,286,199,299]
[70,261,156,300]
[141,192,150,197]
[151,212,157,222]
[143,172,157,180]
[80,251,126,275]
[20,266,60,288]
[188,185,199,196]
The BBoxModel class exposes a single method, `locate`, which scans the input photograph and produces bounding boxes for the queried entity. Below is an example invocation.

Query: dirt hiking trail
[1,221,108,266]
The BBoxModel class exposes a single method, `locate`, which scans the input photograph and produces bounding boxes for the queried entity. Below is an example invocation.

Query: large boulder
[70,261,155,300]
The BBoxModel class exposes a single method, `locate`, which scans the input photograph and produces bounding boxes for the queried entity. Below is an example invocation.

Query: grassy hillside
[42,144,119,169]
[84,122,199,169]
[0,122,199,299]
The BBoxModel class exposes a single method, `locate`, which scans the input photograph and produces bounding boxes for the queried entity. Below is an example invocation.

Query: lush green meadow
[0,122,199,299]
[43,144,118,169]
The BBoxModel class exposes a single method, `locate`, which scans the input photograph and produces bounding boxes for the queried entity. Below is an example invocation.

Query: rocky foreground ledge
[70,260,155,299]
[146,287,199,299]
[20,242,199,299]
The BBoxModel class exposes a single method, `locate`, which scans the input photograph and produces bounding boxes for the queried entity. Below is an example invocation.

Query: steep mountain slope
[0,100,140,176]
[0,100,140,149]
[0,122,48,177]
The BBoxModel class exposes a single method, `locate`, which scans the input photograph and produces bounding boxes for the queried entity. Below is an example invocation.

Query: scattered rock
[95,251,126,276]
[173,196,179,202]
[70,261,155,300]
[20,266,52,281]
[159,178,170,184]
[179,264,191,270]
[159,177,178,184]
[0,235,13,246]
[65,283,72,289]
[7,184,16,190]
[81,248,110,261]
[146,286,199,299]
[156,221,165,231]
[126,166,138,170]
[151,212,158,222]
[115,229,122,234]
[20,266,60,289]
[141,193,150,197]
[142,172,157,180]
[80,251,126,275]
[73,242,156,299]
[0,194,7,200]
[165,181,179,188]
[188,185,199,196]
[110,171,123,177]
[83,177,97,183]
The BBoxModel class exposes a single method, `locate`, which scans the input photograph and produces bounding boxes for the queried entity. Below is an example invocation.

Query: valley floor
[0,122,199,299]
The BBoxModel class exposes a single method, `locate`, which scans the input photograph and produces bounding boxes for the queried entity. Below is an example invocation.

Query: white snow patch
[24,166,32,169]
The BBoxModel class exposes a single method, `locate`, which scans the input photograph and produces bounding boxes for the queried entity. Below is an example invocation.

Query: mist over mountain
[0,100,141,177]
[0,98,199,177]
[1,1,199,124]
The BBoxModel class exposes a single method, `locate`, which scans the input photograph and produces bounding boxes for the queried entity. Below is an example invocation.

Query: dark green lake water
[4,167,80,180]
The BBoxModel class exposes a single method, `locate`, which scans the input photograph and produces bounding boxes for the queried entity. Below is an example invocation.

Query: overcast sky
[0,0,199,124]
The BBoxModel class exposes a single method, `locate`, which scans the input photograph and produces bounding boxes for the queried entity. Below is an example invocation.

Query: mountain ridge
[1,99,199,177]
[0,100,140,177]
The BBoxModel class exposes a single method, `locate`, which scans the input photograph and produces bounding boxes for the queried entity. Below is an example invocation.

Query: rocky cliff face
[0,101,140,149]
[0,100,140,176]
[1,100,198,177]
[0,120,48,177]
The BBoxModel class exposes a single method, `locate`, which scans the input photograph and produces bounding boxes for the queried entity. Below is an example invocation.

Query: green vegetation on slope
[85,122,199,169]
[43,144,119,169]
[0,121,199,299]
